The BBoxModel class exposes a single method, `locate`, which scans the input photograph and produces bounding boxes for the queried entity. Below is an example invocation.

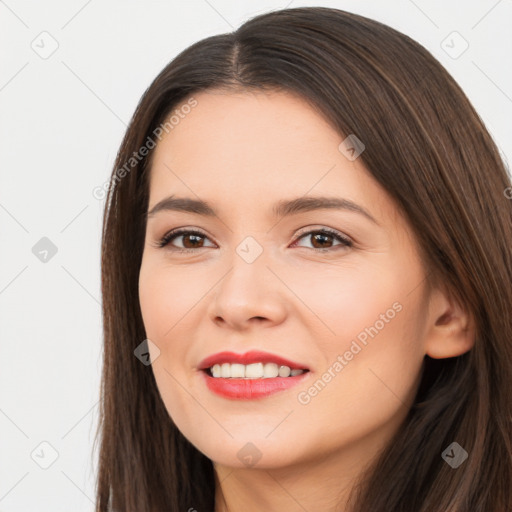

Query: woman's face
[138,89,433,470]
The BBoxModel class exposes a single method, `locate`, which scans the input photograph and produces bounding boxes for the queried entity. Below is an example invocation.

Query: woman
[94,6,512,511]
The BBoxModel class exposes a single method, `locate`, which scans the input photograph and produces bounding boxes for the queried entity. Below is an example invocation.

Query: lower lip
[200,371,310,399]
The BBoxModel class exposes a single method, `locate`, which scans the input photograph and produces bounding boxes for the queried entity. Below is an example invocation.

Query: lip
[198,350,309,371]
[200,370,310,400]
[197,350,311,400]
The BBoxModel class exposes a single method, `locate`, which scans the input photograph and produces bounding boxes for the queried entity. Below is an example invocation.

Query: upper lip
[198,350,310,371]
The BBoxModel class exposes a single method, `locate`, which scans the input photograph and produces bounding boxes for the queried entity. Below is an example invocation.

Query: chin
[190,433,307,470]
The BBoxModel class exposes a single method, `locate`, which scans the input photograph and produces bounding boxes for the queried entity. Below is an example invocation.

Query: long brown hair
[94,6,512,511]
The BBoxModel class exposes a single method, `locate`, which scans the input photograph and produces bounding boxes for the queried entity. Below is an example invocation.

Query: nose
[207,249,289,331]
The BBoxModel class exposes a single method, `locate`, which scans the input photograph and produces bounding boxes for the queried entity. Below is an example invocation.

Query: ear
[424,285,475,359]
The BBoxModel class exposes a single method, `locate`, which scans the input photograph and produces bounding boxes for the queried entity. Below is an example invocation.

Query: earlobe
[424,287,476,360]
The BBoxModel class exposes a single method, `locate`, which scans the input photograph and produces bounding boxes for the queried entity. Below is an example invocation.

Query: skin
[138,89,475,512]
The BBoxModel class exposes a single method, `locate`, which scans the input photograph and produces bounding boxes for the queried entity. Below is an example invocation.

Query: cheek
[290,256,426,416]
[138,259,213,387]
[284,257,406,343]
[138,259,209,339]
[138,262,198,431]
[290,310,425,464]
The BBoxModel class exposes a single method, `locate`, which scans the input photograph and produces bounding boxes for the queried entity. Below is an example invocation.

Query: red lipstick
[198,350,310,400]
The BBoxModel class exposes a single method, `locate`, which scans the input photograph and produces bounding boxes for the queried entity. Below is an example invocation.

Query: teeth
[209,362,306,379]
[230,363,245,378]
[278,365,291,377]
[263,363,279,378]
[211,364,222,378]
[221,363,230,378]
[246,362,263,378]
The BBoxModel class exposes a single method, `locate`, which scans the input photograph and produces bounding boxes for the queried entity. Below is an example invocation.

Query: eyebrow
[147,195,379,225]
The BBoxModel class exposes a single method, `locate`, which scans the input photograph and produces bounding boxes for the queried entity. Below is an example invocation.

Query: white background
[1,0,511,510]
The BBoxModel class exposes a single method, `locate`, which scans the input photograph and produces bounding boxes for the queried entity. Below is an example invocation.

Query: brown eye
[181,233,205,248]
[293,228,353,251]
[310,232,335,249]
[157,229,215,251]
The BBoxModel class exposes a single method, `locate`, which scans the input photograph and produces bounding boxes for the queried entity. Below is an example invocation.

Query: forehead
[152,89,340,169]
[147,89,398,226]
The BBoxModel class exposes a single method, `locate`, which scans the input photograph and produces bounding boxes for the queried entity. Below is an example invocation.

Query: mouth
[203,362,309,379]
[198,350,311,399]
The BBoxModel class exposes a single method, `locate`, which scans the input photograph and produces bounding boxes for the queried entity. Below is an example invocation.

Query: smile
[198,350,311,399]
[208,362,306,379]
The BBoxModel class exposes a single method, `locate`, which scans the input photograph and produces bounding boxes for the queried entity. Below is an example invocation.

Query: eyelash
[155,227,353,253]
